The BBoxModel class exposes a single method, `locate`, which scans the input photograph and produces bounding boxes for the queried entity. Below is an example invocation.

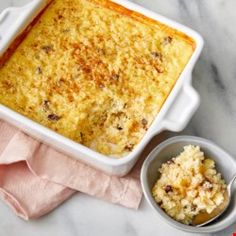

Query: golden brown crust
[0,0,195,157]
[89,0,196,49]
[0,0,195,67]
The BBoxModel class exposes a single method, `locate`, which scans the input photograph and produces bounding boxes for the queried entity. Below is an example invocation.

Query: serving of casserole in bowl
[0,0,203,176]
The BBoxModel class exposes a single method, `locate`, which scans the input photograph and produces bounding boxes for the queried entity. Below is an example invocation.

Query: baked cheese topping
[0,0,195,156]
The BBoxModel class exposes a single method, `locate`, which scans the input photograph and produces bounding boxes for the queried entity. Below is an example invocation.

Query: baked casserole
[0,0,195,157]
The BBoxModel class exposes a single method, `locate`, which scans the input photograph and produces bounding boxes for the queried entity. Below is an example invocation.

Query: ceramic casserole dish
[0,0,203,176]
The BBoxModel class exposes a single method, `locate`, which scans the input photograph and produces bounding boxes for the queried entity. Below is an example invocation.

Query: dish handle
[0,0,48,56]
[159,82,200,132]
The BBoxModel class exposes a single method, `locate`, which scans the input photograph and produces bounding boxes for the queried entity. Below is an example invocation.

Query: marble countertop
[0,0,236,235]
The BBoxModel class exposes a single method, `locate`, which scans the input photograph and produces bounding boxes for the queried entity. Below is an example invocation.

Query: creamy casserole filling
[0,0,195,156]
[152,145,226,225]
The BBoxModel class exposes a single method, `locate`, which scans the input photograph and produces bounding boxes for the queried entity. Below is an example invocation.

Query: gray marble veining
[0,0,236,235]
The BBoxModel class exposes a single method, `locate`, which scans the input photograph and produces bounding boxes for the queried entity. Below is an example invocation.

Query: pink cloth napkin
[0,119,159,220]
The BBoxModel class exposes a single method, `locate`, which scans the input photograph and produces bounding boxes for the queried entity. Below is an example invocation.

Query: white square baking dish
[0,0,203,176]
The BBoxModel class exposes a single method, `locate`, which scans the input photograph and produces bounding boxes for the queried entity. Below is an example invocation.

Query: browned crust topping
[0,0,195,157]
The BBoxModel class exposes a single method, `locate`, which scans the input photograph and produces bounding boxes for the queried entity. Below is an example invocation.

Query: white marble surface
[0,0,236,235]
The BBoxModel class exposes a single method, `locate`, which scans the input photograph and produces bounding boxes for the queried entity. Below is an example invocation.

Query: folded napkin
[0,119,164,220]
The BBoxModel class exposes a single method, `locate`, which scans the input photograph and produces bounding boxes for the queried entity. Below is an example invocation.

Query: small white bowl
[141,135,236,233]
